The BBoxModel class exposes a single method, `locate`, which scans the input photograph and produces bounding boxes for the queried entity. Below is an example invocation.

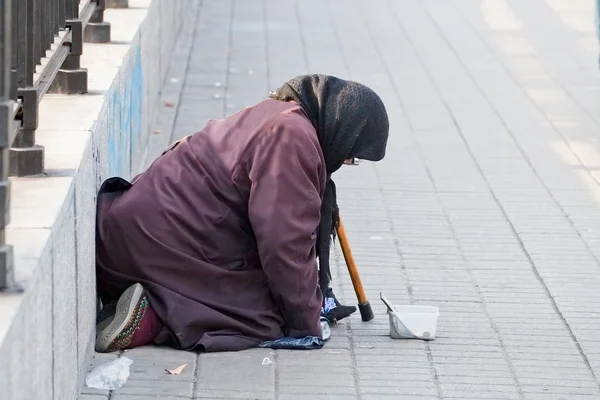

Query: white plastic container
[380,293,439,340]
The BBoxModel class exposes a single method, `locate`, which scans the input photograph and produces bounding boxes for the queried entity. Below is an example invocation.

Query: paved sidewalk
[83,0,600,399]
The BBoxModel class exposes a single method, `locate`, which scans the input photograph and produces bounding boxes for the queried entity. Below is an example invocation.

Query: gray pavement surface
[82,0,600,399]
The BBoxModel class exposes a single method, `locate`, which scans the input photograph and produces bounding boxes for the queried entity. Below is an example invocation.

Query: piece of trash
[166,364,187,375]
[248,69,255,75]
[213,93,222,100]
[164,101,176,108]
[85,356,133,390]
[261,357,272,366]
[169,77,179,84]
[380,292,439,340]
[214,82,222,87]
[153,129,161,134]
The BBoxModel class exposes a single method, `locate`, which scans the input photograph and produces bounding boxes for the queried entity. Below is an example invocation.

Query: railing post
[10,87,41,176]
[84,0,111,43]
[9,0,43,177]
[0,0,15,289]
[48,0,88,95]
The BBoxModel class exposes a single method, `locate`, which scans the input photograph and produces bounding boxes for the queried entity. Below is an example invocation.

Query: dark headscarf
[270,74,389,296]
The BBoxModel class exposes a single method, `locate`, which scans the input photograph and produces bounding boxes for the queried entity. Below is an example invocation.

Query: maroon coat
[96,99,326,351]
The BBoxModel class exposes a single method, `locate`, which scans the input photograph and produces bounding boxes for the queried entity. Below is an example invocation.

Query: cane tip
[358,301,374,322]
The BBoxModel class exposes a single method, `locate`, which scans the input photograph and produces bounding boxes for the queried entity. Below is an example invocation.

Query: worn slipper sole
[95,283,144,353]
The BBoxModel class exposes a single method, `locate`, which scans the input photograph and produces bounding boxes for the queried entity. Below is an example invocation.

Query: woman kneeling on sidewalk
[94,74,389,353]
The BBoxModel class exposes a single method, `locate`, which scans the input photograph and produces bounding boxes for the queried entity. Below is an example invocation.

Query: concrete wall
[0,1,199,399]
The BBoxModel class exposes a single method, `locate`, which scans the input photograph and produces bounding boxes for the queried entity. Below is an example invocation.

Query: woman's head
[270,75,390,299]
[271,74,389,174]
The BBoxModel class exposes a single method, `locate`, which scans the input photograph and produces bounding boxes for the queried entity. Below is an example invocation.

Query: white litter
[261,357,272,366]
[85,356,134,390]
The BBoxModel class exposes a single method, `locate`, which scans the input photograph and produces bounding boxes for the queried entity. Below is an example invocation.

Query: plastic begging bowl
[389,305,439,340]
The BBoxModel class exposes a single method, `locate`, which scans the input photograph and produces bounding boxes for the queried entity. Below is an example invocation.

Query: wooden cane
[336,215,374,322]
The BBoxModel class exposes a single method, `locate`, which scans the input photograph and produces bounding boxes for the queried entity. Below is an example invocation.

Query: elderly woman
[94,74,389,353]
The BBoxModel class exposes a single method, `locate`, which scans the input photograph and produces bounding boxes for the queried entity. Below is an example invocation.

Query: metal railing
[0,0,127,289]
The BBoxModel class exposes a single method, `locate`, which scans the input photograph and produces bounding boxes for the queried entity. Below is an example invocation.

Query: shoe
[95,283,161,352]
[322,288,357,322]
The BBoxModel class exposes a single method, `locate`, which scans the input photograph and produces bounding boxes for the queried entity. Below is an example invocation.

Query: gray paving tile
[194,390,273,399]
[112,396,189,400]
[194,350,275,396]
[111,379,194,397]
[80,385,110,397]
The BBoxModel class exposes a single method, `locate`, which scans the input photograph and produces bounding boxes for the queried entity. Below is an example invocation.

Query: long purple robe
[96,99,325,351]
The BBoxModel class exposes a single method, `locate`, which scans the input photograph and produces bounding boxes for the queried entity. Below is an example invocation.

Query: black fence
[0,0,129,289]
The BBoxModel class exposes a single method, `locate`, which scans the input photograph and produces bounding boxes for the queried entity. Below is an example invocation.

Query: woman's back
[96,99,326,351]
